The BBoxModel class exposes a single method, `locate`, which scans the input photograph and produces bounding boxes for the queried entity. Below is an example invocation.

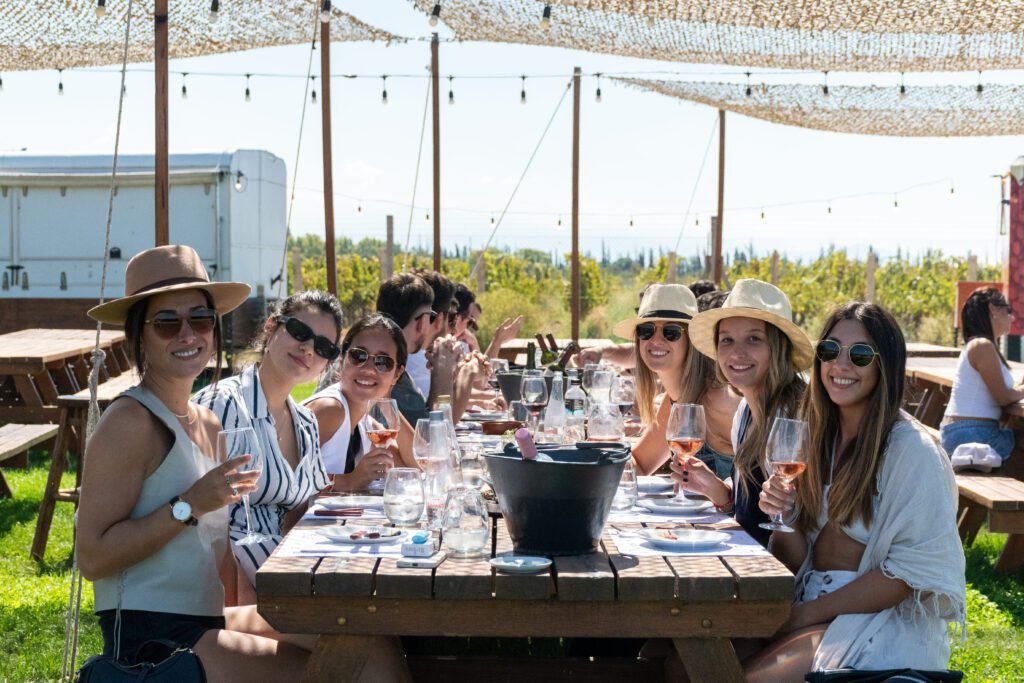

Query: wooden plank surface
[553,550,615,601]
[958,475,1024,510]
[0,424,58,461]
[493,520,551,600]
[375,558,434,599]
[665,555,736,601]
[603,525,675,601]
[256,554,322,597]
[723,555,794,601]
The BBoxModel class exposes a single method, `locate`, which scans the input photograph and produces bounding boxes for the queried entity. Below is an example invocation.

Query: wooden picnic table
[905,342,961,358]
[0,328,129,423]
[257,514,793,683]
[497,338,611,367]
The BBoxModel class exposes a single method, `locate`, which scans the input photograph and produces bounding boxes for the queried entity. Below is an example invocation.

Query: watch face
[172,500,192,522]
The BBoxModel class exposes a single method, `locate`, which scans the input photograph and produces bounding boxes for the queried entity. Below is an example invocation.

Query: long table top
[0,328,124,373]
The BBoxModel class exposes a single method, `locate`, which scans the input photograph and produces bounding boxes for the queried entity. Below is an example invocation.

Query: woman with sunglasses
[306,314,420,493]
[748,302,964,680]
[684,279,813,548]
[193,291,343,598]
[940,287,1024,463]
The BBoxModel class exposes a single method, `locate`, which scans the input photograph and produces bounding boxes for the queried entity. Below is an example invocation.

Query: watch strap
[169,495,198,526]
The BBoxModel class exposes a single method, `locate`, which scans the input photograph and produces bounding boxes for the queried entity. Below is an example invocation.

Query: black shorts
[97,609,226,663]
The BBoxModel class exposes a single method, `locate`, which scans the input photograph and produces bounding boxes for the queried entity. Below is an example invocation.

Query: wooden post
[381,215,395,281]
[666,251,677,283]
[711,216,723,281]
[474,250,486,292]
[866,250,878,303]
[968,253,978,281]
[321,19,338,297]
[712,109,725,285]
[431,34,442,271]
[291,248,303,293]
[571,67,581,344]
[770,250,780,285]
[154,0,169,246]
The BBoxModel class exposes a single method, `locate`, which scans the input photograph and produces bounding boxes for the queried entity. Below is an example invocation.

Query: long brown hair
[795,302,905,533]
[634,326,705,423]
[961,287,1010,368]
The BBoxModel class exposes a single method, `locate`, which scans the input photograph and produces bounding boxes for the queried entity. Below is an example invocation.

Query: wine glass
[217,427,271,546]
[383,468,425,527]
[611,459,638,511]
[520,376,549,435]
[366,398,400,449]
[489,358,509,406]
[581,363,599,395]
[759,418,809,533]
[609,375,637,418]
[412,418,433,472]
[665,403,706,502]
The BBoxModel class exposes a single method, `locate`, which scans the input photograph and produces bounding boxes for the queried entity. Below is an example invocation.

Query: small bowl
[481,419,525,436]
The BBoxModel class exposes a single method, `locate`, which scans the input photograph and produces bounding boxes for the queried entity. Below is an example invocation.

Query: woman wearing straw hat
[613,284,740,477]
[683,278,813,547]
[76,246,407,681]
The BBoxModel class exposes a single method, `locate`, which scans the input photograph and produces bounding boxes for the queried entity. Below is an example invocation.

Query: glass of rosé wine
[759,417,809,533]
[665,403,706,502]
[367,399,400,448]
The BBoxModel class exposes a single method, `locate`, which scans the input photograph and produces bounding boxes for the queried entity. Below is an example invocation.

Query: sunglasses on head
[278,316,340,361]
[346,347,397,373]
[815,339,878,367]
[145,307,218,339]
[636,322,685,343]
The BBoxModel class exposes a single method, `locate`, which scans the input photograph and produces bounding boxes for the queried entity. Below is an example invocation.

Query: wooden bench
[956,474,1024,574]
[0,423,59,498]
[30,372,139,561]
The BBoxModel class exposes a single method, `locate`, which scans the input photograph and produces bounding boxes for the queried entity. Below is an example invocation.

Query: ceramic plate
[489,554,552,574]
[319,495,385,510]
[463,411,507,422]
[637,497,713,515]
[317,526,404,544]
[641,529,730,551]
[637,476,674,494]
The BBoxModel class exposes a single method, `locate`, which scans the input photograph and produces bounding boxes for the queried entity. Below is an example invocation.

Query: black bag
[805,669,963,683]
[75,639,206,683]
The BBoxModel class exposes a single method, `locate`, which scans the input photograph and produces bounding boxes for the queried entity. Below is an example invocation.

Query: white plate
[317,526,405,544]
[319,495,385,510]
[637,497,713,515]
[462,411,507,422]
[489,554,552,574]
[637,476,674,494]
[640,529,730,551]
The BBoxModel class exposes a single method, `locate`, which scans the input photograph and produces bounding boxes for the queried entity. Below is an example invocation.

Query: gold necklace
[171,404,198,425]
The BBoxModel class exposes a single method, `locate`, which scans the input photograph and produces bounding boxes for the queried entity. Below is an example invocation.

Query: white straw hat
[611,284,698,339]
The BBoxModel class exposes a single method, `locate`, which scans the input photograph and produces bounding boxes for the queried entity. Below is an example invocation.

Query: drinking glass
[586,401,625,441]
[611,460,638,511]
[609,375,637,417]
[581,363,599,395]
[489,358,509,404]
[759,418,810,533]
[665,403,706,502]
[442,485,490,558]
[383,468,425,527]
[589,369,614,403]
[520,376,549,435]
[366,398,400,448]
[460,441,486,489]
[412,418,433,471]
[217,427,270,546]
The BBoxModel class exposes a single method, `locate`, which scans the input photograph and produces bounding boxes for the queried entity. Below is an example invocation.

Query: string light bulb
[95,0,107,19]
[310,76,317,104]
[899,72,906,98]
[425,212,430,222]
[893,195,899,208]
[628,217,635,229]
[319,0,331,24]
[448,76,454,105]
[490,215,495,225]
[0,74,4,92]
[429,3,441,27]
[244,74,251,102]
[357,200,362,213]
[520,75,527,105]
[234,170,246,192]
[209,0,219,24]
[760,208,765,220]
[181,73,188,99]
[822,71,829,97]
[745,72,752,97]
[827,203,832,215]
[540,4,552,29]
[595,73,602,103]
[976,72,984,97]
[57,69,64,96]
[950,184,955,195]
[557,216,562,228]
[381,75,388,104]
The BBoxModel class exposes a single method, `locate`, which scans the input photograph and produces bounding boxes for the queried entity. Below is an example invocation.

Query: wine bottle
[545,334,559,352]
[537,334,558,365]
[548,340,580,372]
[525,342,537,370]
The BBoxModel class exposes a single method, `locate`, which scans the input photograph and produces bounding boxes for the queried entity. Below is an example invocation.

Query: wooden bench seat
[0,423,59,498]
[956,473,1024,573]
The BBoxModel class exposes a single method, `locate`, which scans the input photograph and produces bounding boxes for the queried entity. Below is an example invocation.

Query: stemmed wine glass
[412,418,433,473]
[665,403,706,502]
[759,418,809,533]
[218,427,270,546]
[519,376,549,435]
[367,398,400,448]
[609,375,637,418]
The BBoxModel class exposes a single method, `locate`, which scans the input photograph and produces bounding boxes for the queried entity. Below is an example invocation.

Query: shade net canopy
[617,77,1024,137]
[412,0,1024,72]
[0,0,400,72]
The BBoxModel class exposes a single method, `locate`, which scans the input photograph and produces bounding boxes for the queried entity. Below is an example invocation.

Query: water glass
[383,468,425,527]
[611,460,638,511]
[442,485,491,558]
[586,401,625,441]
[460,442,486,489]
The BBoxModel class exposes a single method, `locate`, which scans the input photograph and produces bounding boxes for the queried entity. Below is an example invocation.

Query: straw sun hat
[687,278,814,370]
[611,284,698,338]
[88,244,251,325]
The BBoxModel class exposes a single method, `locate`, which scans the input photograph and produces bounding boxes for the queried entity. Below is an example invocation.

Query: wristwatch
[169,496,198,526]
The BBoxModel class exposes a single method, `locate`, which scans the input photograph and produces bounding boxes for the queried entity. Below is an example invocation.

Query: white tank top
[303,384,371,475]
[946,344,1013,420]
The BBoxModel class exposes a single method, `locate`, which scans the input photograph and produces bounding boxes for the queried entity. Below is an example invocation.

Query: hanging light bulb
[628,217,635,229]
[310,76,317,104]
[57,69,64,96]
[760,209,765,220]
[95,0,107,19]
[234,170,246,192]
[425,212,430,222]
[181,73,188,99]
[429,3,441,27]
[381,75,388,104]
[319,0,332,24]
[950,184,955,195]
[976,72,984,97]
[520,75,527,105]
[822,71,829,97]
[595,73,602,103]
[209,0,219,24]
[827,203,832,215]
[540,4,552,29]
[244,74,251,102]
[745,72,752,97]
[490,215,495,225]
[557,216,562,228]
[893,195,899,208]
[357,200,362,213]
[899,72,906,98]
[448,76,454,105]
[0,74,4,92]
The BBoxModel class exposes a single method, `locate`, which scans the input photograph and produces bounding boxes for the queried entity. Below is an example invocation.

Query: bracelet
[713,499,734,513]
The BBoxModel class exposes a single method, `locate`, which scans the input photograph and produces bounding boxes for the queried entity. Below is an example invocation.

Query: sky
[1,0,1022,265]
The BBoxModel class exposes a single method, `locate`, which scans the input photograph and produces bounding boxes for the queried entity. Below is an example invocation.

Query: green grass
[2,450,1023,681]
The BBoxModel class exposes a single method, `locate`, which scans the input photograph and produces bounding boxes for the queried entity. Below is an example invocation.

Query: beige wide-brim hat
[88,245,251,325]
[687,278,814,370]
[611,284,698,339]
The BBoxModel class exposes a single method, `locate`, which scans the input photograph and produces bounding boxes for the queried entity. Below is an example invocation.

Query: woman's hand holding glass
[759,417,809,533]
[665,403,706,501]
[185,454,260,518]
[217,427,270,546]
[758,473,798,521]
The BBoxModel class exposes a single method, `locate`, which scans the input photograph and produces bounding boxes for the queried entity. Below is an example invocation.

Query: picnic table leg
[957,499,987,545]
[30,408,70,561]
[672,637,745,683]
[304,634,410,683]
[995,534,1024,574]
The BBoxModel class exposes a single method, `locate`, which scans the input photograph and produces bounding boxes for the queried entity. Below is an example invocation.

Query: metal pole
[321,19,338,296]
[154,0,169,246]
[431,34,441,270]
[571,67,581,344]
[713,109,725,284]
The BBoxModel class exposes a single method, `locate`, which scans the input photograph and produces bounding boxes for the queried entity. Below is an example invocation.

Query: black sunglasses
[636,322,685,343]
[346,347,397,373]
[278,316,340,361]
[145,307,218,339]
[415,310,438,324]
[815,339,878,368]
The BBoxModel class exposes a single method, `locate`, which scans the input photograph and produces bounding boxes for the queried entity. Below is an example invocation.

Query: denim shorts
[695,443,734,480]
[795,569,858,604]
[97,609,225,663]
[940,419,1015,461]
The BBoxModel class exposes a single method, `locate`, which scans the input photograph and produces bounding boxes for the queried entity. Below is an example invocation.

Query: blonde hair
[634,326,705,423]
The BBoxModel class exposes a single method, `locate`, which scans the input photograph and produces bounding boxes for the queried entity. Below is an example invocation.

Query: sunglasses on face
[415,310,438,324]
[815,339,878,367]
[636,322,685,343]
[278,316,340,361]
[346,347,397,373]
[466,318,480,333]
[145,307,218,339]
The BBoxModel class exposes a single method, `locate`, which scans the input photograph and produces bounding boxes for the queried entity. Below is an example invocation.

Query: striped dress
[193,365,330,581]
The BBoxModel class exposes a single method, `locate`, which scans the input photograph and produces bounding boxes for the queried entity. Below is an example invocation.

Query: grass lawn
[2,437,1023,680]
